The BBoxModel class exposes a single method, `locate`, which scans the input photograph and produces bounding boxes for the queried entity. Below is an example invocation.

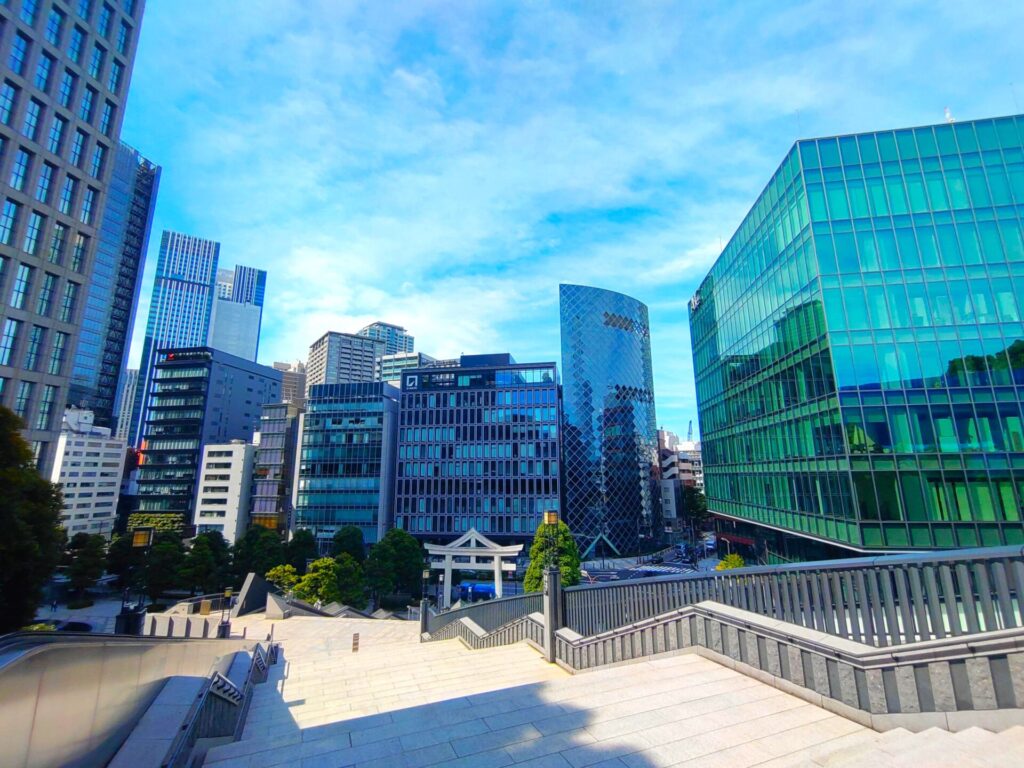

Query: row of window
[0,315,68,371]
[0,374,57,429]
[0,191,95,270]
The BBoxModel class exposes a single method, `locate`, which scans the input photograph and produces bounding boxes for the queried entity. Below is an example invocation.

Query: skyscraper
[394,354,561,544]
[305,331,382,396]
[357,321,413,355]
[0,0,147,471]
[113,365,136,440]
[208,263,265,361]
[560,284,659,557]
[68,142,158,427]
[128,230,219,446]
[294,382,399,550]
[250,400,301,532]
[134,346,281,532]
[689,114,1024,558]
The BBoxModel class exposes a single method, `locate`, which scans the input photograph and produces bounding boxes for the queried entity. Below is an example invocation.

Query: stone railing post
[419,598,429,637]
[543,566,562,663]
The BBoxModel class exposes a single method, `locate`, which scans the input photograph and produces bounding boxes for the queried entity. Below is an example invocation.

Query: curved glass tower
[559,284,659,556]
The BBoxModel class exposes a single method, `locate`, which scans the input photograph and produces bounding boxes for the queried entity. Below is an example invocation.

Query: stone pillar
[419,598,429,637]
[443,557,453,609]
[543,566,562,663]
[494,556,503,598]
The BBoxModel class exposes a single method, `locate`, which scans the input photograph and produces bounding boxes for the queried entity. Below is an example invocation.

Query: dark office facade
[394,354,560,544]
[134,347,280,531]
[293,382,398,552]
[690,115,1024,558]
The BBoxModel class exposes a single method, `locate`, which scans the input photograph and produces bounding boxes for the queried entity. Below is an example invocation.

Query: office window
[10,263,32,309]
[9,34,31,76]
[77,0,92,20]
[13,381,34,419]
[45,7,65,45]
[88,44,105,79]
[47,222,67,264]
[34,53,54,92]
[0,199,20,245]
[9,148,31,191]
[0,82,18,125]
[24,325,45,370]
[36,385,57,430]
[20,0,39,25]
[0,319,21,366]
[71,233,87,270]
[22,99,43,141]
[116,20,130,54]
[36,272,56,315]
[99,100,114,136]
[58,70,75,108]
[79,87,95,123]
[80,187,96,224]
[107,60,123,94]
[48,331,67,374]
[68,26,85,64]
[97,4,112,36]
[58,281,79,322]
[58,176,77,215]
[35,162,55,203]
[70,129,87,166]
[47,114,66,153]
[22,211,44,254]
[89,143,105,178]
[122,0,135,17]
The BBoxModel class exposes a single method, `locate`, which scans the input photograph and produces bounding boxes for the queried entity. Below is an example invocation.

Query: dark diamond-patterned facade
[559,284,660,557]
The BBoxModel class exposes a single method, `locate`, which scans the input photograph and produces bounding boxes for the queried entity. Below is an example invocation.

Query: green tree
[334,553,367,608]
[0,407,64,633]
[106,533,146,588]
[715,553,746,571]
[265,563,298,591]
[144,532,184,603]
[178,533,227,594]
[524,520,582,592]
[293,557,342,605]
[67,534,106,599]
[232,527,284,582]
[285,528,319,574]
[331,525,365,564]
[364,529,424,599]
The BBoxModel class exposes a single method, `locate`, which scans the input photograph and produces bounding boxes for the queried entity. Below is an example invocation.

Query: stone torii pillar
[424,528,523,609]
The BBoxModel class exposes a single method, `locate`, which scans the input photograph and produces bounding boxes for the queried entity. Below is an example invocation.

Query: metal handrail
[426,592,543,635]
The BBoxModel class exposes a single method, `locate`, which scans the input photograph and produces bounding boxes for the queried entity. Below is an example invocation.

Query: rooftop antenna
[944,106,955,124]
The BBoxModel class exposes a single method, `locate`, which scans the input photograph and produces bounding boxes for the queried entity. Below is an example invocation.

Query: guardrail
[562,546,1024,646]
[424,591,543,636]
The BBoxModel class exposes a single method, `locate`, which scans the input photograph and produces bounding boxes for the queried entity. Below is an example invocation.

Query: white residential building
[51,409,127,539]
[357,321,414,355]
[376,351,437,384]
[194,440,255,544]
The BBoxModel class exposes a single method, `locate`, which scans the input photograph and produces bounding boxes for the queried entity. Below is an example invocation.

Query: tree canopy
[67,534,106,598]
[105,533,146,588]
[179,532,230,594]
[715,553,745,571]
[293,557,343,605]
[331,525,365,564]
[144,532,184,602]
[524,520,582,592]
[265,563,298,591]
[285,528,319,574]
[364,528,423,598]
[0,407,64,633]
[232,526,284,582]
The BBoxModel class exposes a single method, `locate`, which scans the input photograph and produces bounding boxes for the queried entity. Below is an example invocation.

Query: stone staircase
[202,615,1022,767]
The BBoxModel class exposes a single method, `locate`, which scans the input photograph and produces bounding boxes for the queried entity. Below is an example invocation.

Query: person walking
[50,598,58,613]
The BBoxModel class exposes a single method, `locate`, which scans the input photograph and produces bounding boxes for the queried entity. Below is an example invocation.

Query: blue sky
[121,0,1024,437]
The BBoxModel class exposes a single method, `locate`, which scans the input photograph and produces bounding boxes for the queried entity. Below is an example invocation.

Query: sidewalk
[33,596,124,633]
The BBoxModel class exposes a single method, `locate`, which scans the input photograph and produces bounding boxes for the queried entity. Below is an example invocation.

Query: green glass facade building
[690,115,1024,556]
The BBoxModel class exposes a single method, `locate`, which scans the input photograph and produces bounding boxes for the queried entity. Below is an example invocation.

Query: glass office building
[394,354,560,544]
[250,401,301,533]
[689,115,1024,556]
[560,285,659,556]
[293,382,399,551]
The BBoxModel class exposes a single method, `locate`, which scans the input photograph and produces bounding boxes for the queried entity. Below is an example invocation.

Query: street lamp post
[544,510,560,570]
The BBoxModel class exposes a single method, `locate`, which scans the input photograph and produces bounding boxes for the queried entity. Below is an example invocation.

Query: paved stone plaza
[200,615,905,767]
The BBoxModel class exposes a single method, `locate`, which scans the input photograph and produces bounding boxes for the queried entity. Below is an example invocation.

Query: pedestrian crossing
[633,563,697,574]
